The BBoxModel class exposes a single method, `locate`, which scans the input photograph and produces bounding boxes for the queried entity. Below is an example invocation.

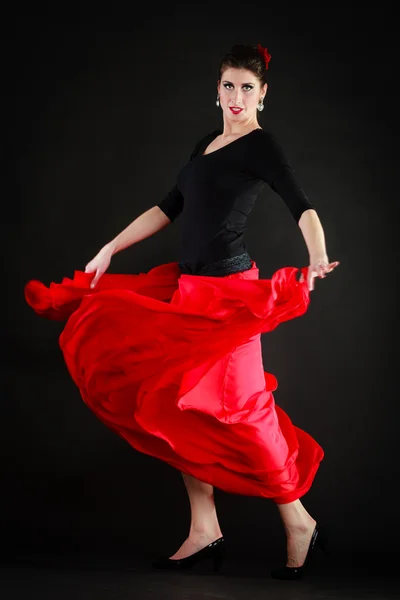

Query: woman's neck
[221,116,262,138]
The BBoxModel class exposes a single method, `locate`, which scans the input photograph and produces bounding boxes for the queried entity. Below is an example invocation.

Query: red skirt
[24,260,324,503]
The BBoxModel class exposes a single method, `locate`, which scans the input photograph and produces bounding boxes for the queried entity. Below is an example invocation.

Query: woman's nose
[234,91,243,105]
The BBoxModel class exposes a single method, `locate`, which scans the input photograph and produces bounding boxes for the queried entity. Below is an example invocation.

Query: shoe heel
[212,547,225,572]
[316,528,329,556]
[213,555,223,572]
[152,536,225,572]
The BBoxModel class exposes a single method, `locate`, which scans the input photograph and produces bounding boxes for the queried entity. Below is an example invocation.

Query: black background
[4,1,398,565]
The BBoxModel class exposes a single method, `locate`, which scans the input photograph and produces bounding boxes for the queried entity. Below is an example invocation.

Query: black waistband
[178,252,253,277]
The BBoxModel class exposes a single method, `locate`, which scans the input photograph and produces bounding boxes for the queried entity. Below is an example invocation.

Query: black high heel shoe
[152,536,225,572]
[271,523,328,580]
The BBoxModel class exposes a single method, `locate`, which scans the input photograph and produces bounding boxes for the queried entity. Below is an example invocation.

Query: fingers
[329,260,340,271]
[90,269,101,289]
[314,263,327,278]
[305,260,340,291]
[85,264,98,288]
[307,268,315,291]
[321,261,340,277]
[319,261,339,275]
[85,262,95,273]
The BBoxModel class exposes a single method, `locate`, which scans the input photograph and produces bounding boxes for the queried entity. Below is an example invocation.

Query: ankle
[284,516,316,537]
[189,524,223,539]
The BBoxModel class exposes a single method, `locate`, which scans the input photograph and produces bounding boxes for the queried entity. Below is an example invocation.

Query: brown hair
[218,44,269,85]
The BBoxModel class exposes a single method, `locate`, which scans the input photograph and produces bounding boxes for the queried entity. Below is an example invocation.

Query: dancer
[25,43,339,579]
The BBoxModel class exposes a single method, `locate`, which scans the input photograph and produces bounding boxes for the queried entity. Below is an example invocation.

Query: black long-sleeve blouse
[157,128,314,266]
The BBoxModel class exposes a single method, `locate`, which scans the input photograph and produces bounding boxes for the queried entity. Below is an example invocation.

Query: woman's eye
[223,84,253,91]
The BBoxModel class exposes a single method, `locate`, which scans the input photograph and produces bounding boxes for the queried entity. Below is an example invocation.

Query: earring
[257,97,264,112]
[216,93,220,107]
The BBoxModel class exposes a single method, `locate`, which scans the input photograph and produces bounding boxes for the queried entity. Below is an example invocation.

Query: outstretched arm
[106,205,171,256]
[246,131,340,290]
[298,209,339,290]
[298,209,326,258]
[85,206,171,288]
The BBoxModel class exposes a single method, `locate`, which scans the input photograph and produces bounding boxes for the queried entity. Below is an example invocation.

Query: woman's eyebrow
[222,80,255,85]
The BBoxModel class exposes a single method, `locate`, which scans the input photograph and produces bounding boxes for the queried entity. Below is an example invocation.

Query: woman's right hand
[85,244,114,288]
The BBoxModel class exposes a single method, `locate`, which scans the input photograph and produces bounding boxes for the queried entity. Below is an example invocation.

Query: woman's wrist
[105,240,118,256]
[309,251,328,263]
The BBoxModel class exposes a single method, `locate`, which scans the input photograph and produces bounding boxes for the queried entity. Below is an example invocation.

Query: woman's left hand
[300,255,340,291]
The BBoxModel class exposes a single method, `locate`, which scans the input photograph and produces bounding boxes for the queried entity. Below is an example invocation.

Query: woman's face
[217,67,267,122]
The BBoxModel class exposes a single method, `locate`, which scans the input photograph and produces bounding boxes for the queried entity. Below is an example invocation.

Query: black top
[157,128,314,267]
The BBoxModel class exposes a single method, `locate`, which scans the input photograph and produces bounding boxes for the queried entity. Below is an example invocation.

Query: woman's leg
[276,499,317,567]
[169,472,223,560]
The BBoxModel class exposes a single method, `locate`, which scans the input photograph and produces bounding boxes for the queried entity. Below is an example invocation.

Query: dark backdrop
[4,2,398,566]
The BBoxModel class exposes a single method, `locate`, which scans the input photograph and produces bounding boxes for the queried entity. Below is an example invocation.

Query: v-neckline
[201,128,263,158]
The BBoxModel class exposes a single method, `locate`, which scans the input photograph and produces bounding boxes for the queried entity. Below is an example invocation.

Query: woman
[25,43,339,579]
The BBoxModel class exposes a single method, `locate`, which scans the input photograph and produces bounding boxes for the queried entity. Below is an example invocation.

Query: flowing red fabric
[24,260,324,503]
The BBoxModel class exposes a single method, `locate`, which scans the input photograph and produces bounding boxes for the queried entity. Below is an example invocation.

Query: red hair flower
[256,43,271,70]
